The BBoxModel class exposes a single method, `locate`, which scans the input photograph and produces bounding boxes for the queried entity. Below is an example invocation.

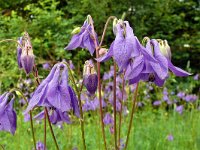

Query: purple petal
[96,42,114,62]
[125,55,144,80]
[168,60,191,76]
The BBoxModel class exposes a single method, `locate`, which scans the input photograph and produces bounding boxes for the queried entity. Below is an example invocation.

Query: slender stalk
[32,65,59,150]
[113,62,117,150]
[99,16,117,47]
[65,62,86,150]
[0,39,23,49]
[124,83,139,150]
[88,15,107,150]
[118,72,125,147]
[10,88,36,150]
[45,108,59,150]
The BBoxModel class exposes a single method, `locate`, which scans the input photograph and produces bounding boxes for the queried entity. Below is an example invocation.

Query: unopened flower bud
[158,39,171,60]
[71,27,81,35]
[20,32,35,74]
[113,18,118,36]
[99,48,107,57]
[83,60,98,95]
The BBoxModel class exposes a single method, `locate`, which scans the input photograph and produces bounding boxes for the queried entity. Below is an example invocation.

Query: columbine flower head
[24,62,80,117]
[0,92,17,135]
[103,113,114,125]
[64,16,98,55]
[83,60,98,95]
[17,32,35,74]
[127,38,191,86]
[97,20,142,71]
[157,39,191,77]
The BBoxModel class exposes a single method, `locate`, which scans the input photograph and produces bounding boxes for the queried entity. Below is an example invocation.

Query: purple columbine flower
[64,16,98,55]
[103,113,114,125]
[0,92,17,135]
[176,105,184,114]
[183,94,198,102]
[35,141,47,150]
[23,62,80,117]
[97,20,144,71]
[127,39,191,86]
[158,39,191,77]
[83,60,98,95]
[18,32,35,74]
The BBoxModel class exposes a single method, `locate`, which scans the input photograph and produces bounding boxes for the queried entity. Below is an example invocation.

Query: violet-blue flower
[64,17,98,55]
[83,60,98,95]
[0,92,17,135]
[18,32,35,74]
[35,141,47,150]
[24,62,80,117]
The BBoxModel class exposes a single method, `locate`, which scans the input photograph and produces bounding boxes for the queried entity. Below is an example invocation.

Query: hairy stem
[124,83,139,150]
[113,62,117,150]
[99,16,117,47]
[88,15,107,150]
[118,72,125,147]
[65,62,86,150]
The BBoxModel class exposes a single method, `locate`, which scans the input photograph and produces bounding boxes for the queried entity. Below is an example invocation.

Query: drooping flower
[24,62,80,117]
[158,39,191,77]
[64,16,98,55]
[17,32,35,74]
[0,92,17,135]
[127,39,191,86]
[83,60,98,95]
[97,20,140,71]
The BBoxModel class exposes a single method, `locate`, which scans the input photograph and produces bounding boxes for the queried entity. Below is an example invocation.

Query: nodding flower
[17,32,35,74]
[83,60,98,95]
[0,92,17,135]
[64,16,98,55]
[23,62,80,118]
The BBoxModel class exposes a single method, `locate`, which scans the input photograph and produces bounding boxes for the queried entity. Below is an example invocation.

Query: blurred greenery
[0,0,199,91]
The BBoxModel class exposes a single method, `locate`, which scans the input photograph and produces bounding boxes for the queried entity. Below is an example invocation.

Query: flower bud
[99,48,107,57]
[158,39,171,60]
[71,27,81,35]
[113,18,118,36]
[83,60,98,95]
[21,32,35,74]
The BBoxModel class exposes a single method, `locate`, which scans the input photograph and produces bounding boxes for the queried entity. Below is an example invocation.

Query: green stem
[124,83,139,150]
[45,108,59,150]
[65,62,87,150]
